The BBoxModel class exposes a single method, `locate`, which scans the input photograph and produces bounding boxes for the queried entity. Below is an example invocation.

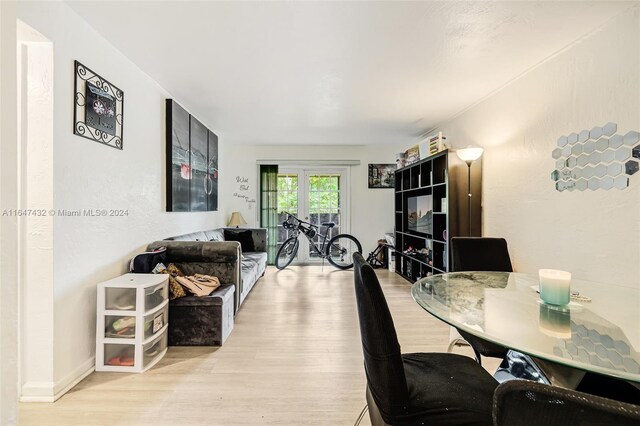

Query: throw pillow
[224,229,255,252]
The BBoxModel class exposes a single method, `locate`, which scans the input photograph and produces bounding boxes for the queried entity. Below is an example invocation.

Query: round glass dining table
[412,272,640,384]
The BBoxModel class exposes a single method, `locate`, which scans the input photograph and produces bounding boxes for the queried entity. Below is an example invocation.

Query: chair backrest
[451,237,513,272]
[493,380,640,426]
[353,253,409,419]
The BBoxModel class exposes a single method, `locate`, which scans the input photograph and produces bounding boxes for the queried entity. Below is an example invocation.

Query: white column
[17,21,55,401]
[0,1,20,423]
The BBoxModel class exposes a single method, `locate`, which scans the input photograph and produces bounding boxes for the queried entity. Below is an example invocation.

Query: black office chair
[353,253,498,426]
[450,237,513,364]
[493,380,640,426]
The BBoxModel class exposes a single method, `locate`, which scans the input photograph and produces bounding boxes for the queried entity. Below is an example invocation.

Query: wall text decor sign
[74,61,124,150]
[551,122,640,191]
[233,176,256,208]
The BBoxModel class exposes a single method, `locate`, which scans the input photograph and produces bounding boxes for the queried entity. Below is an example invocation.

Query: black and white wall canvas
[166,99,218,212]
[368,164,396,188]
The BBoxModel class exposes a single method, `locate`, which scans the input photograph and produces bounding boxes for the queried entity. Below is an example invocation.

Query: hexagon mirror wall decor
[551,123,640,192]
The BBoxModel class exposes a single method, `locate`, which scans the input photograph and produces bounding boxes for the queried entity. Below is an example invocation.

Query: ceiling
[66,1,631,146]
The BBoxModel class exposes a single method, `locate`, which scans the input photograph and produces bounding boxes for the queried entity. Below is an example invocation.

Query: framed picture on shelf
[368,164,396,188]
[405,145,420,165]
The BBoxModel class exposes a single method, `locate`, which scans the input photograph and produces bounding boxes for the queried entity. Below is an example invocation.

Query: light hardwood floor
[19,266,498,425]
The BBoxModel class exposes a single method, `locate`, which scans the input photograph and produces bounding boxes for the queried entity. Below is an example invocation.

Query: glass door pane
[276,174,299,256]
[306,173,342,260]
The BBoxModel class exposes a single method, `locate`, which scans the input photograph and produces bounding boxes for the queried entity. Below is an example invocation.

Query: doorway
[276,167,349,264]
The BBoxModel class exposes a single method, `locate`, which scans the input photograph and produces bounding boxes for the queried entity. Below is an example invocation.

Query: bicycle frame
[276,211,361,270]
[283,213,334,259]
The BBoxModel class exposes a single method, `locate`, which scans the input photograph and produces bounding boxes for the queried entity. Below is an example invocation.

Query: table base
[494,350,586,389]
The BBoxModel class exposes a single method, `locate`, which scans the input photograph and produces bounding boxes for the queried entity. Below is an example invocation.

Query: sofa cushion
[243,252,267,270]
[166,231,209,242]
[239,252,267,305]
[204,229,224,242]
[241,262,259,287]
[224,229,256,252]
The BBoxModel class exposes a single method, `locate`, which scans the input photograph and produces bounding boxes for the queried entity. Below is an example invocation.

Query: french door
[276,167,349,264]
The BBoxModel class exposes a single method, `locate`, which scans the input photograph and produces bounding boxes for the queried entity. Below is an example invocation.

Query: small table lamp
[228,211,247,228]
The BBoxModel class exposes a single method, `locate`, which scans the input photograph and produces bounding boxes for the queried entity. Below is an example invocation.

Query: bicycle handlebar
[282,212,317,229]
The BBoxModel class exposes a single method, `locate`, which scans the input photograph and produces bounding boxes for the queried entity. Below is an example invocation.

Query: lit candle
[538,269,571,306]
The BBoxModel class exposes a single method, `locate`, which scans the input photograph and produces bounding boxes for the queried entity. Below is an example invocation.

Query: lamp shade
[456,147,484,162]
[227,211,247,228]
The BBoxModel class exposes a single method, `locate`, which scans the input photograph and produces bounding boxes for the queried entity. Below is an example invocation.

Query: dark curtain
[260,164,279,265]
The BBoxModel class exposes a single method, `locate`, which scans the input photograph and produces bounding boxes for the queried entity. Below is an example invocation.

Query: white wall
[436,9,640,288]
[18,0,225,399]
[222,144,406,248]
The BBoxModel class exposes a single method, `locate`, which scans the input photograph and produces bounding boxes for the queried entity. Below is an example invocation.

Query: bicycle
[275,212,362,270]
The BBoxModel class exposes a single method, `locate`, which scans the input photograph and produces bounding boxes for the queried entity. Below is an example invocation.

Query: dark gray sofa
[147,227,267,345]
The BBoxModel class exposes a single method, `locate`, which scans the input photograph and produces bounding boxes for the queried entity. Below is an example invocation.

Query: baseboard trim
[20,382,56,402]
[53,357,95,400]
[20,357,94,402]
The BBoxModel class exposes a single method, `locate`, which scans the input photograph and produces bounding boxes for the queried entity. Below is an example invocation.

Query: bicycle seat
[321,222,335,228]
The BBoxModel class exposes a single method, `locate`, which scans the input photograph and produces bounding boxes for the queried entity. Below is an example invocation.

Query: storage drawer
[105,287,136,311]
[104,314,136,339]
[143,330,167,368]
[145,282,168,312]
[104,343,135,367]
[97,274,169,372]
[143,304,168,340]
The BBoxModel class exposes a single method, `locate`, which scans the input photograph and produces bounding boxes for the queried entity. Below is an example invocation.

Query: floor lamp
[456,147,484,237]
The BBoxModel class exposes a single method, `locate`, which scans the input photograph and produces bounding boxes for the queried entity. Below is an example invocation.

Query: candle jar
[538,269,571,306]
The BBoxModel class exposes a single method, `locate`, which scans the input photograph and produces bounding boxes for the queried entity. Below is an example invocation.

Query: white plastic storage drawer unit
[96,273,169,372]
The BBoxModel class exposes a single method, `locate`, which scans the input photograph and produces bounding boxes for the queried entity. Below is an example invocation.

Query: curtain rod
[256,159,361,166]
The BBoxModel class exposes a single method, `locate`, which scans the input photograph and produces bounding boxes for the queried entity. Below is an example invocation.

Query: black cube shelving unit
[394,149,482,282]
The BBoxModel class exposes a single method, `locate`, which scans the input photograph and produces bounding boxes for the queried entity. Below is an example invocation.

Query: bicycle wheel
[326,234,362,270]
[275,237,299,270]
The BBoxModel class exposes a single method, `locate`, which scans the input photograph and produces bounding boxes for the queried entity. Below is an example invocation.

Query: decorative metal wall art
[166,99,218,212]
[73,61,124,150]
[551,122,640,191]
